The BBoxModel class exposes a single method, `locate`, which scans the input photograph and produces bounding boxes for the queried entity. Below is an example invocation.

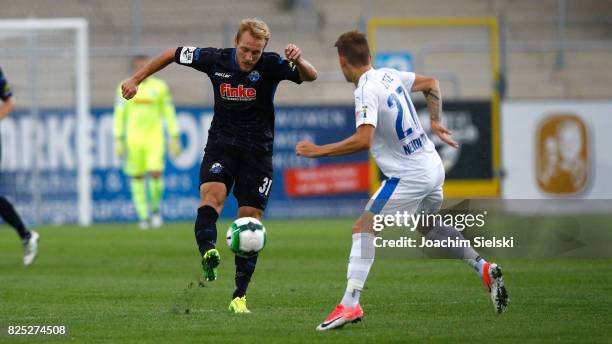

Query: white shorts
[365,163,445,215]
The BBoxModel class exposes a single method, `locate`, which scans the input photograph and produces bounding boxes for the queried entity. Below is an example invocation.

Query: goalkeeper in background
[114,56,181,230]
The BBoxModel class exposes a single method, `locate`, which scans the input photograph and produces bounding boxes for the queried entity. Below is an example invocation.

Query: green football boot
[201,248,220,281]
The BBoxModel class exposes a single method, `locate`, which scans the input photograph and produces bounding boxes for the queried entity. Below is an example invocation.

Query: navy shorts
[199,142,273,211]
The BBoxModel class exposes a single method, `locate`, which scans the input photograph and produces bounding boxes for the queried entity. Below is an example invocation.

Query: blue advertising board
[375,52,413,72]
[1,106,369,224]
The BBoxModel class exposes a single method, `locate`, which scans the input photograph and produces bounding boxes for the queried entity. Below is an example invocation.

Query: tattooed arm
[411,75,458,148]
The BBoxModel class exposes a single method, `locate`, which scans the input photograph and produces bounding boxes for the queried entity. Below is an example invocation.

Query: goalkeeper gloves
[115,138,125,158]
[169,136,182,157]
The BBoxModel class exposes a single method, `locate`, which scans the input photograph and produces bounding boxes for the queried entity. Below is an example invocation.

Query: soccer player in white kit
[296,31,508,331]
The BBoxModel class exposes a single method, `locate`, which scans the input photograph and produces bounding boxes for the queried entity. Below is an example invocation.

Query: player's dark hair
[334,30,370,66]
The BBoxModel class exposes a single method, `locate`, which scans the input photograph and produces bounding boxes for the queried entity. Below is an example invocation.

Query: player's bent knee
[351,211,376,234]
[351,221,362,233]
[199,182,227,210]
[352,219,371,234]
[201,195,225,213]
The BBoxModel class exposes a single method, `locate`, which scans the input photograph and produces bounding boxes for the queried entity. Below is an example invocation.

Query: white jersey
[354,68,442,180]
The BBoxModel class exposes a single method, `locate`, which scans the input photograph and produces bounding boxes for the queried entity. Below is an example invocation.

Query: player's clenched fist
[295,140,322,158]
[121,78,139,100]
[284,43,302,62]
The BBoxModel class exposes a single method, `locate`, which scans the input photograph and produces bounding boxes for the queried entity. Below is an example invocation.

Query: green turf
[1,219,611,343]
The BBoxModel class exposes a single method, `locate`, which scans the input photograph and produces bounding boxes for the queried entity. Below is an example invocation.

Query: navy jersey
[175,47,302,153]
[0,67,13,101]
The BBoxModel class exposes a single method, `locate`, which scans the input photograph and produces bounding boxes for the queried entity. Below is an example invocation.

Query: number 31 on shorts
[259,177,272,197]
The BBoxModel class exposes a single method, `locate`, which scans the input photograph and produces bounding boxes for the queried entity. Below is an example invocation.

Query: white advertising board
[502,101,612,200]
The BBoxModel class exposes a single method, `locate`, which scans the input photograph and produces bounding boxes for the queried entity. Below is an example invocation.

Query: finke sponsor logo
[536,114,589,195]
[220,83,256,101]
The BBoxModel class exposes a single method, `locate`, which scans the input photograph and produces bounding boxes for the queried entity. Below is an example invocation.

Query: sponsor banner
[1,106,369,224]
[268,106,369,218]
[375,52,414,72]
[0,100,499,224]
[414,100,493,180]
[90,107,211,223]
[367,100,494,188]
[284,162,370,197]
[502,101,612,200]
[92,106,369,222]
[0,109,80,225]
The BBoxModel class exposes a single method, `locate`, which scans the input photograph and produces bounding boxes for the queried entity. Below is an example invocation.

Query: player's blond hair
[236,18,271,43]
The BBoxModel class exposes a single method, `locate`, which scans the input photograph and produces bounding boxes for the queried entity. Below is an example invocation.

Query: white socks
[424,225,487,277]
[341,233,375,308]
[339,228,487,309]
[466,256,487,277]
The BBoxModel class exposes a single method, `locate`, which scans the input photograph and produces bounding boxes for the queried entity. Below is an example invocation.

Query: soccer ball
[226,217,267,257]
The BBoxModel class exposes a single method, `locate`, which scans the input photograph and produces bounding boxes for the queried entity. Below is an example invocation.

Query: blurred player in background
[296,31,508,330]
[114,56,181,230]
[0,67,39,266]
[121,18,317,313]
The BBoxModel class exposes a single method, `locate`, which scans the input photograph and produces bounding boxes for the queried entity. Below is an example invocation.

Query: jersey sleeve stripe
[361,74,368,102]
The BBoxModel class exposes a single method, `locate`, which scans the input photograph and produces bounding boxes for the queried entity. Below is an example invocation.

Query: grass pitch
[1,218,611,343]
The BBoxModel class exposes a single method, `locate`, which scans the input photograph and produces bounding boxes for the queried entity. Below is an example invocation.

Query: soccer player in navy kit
[0,67,39,266]
[121,18,317,312]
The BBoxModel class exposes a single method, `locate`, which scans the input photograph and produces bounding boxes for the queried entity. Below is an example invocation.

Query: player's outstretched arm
[411,74,458,148]
[121,48,176,100]
[284,43,318,81]
[0,95,16,119]
[296,124,374,158]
